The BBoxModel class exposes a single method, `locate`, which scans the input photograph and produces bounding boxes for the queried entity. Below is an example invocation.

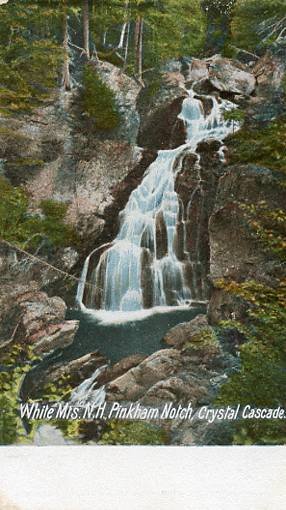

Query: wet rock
[155,210,168,259]
[138,96,187,150]
[186,59,209,82]
[141,249,154,308]
[36,351,107,390]
[175,142,223,300]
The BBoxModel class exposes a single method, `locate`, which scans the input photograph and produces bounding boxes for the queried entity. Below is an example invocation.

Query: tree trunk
[83,0,90,59]
[123,21,130,68]
[63,3,71,91]
[134,16,143,82]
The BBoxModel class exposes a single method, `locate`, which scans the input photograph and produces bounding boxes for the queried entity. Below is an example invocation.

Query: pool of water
[63,305,206,364]
[21,305,206,405]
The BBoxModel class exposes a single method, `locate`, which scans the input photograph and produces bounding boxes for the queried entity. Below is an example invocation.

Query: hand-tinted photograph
[0,0,285,448]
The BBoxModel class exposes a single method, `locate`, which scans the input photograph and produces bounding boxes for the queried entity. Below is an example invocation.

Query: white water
[70,365,107,406]
[77,88,239,313]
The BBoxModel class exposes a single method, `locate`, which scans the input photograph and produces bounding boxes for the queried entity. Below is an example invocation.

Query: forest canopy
[0,0,285,110]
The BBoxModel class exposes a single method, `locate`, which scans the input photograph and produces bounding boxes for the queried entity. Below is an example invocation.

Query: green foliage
[0,343,37,445]
[216,276,286,444]
[231,0,286,51]
[239,201,286,260]
[81,64,120,130]
[91,0,206,73]
[223,108,245,123]
[0,177,77,249]
[99,420,169,445]
[226,115,286,173]
[185,327,219,352]
[0,1,63,114]
[0,340,81,444]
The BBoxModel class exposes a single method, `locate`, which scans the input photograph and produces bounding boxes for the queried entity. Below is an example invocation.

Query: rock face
[137,65,188,150]
[0,279,78,356]
[0,61,145,251]
[95,61,141,144]
[253,43,286,97]
[209,164,285,282]
[208,163,286,323]
[175,139,224,300]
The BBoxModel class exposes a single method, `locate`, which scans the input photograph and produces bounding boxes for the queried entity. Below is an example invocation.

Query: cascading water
[76,88,239,314]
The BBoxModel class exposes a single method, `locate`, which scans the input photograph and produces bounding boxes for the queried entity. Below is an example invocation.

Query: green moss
[6,158,44,168]
[185,327,219,352]
[226,116,286,173]
[81,64,120,131]
[99,420,169,445]
[38,199,78,248]
[0,178,78,249]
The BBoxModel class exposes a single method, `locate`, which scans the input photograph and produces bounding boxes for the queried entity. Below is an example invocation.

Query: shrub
[81,64,120,130]
[226,115,286,173]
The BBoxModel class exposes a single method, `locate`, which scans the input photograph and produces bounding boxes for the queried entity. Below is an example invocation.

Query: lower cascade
[77,88,239,313]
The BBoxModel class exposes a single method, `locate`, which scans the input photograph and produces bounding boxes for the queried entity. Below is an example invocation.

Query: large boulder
[208,56,256,96]
[0,281,78,357]
[186,56,256,97]
[106,349,182,402]
[163,314,213,348]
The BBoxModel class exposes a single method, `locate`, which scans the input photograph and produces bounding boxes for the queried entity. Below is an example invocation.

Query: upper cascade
[77,87,239,312]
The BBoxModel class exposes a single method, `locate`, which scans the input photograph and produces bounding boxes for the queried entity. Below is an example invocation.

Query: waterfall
[77,88,239,314]
[70,365,107,406]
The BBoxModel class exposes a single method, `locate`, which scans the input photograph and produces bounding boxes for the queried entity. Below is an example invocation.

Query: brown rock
[38,351,107,388]
[106,349,182,401]
[208,57,256,96]
[163,314,210,347]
